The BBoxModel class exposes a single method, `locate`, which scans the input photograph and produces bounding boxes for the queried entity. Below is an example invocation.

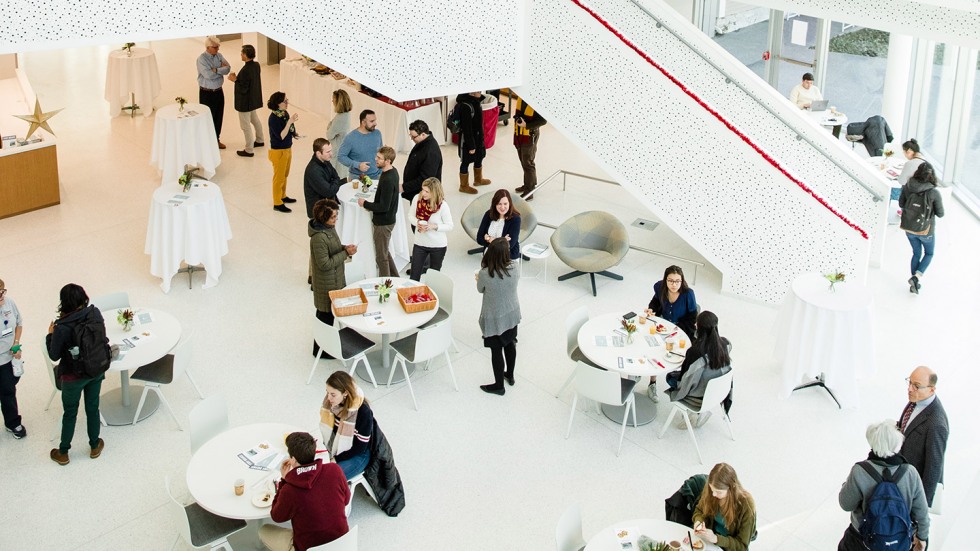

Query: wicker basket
[329,288,368,317]
[396,285,438,314]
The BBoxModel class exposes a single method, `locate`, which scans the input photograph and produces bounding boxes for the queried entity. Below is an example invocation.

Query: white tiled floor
[0,37,975,550]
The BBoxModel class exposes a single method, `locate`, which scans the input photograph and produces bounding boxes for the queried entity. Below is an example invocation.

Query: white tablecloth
[775,272,875,408]
[104,47,161,118]
[145,179,232,292]
[336,181,410,277]
[279,59,446,152]
[150,103,221,184]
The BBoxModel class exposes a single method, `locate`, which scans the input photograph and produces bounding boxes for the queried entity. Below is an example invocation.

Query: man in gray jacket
[899,366,948,508]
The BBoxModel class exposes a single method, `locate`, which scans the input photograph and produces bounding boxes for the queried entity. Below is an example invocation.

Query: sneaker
[236,150,254,157]
[646,385,659,403]
[908,276,920,294]
[273,204,292,213]
[6,425,26,439]
[90,438,105,459]
[50,449,70,466]
[281,196,297,204]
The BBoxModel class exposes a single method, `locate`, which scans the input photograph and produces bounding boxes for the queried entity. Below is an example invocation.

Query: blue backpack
[858,462,914,551]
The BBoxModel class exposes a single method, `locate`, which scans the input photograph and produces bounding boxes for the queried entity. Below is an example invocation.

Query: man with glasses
[899,366,948,509]
[0,280,26,440]
[197,36,231,149]
[401,120,442,203]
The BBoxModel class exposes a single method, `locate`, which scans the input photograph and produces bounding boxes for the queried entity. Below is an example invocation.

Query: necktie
[900,402,916,432]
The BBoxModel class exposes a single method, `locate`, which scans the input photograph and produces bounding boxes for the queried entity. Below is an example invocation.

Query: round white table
[807,109,847,135]
[586,518,721,551]
[104,47,161,118]
[336,181,411,278]
[187,422,305,520]
[335,277,437,384]
[774,272,875,408]
[145,178,233,293]
[101,308,182,425]
[577,313,690,425]
[150,103,221,184]
[520,242,552,282]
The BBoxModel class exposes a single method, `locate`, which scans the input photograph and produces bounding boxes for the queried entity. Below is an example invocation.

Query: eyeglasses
[666,278,682,284]
[905,377,933,391]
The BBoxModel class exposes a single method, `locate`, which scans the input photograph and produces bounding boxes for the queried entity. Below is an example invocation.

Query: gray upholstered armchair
[460,192,537,255]
[551,211,630,296]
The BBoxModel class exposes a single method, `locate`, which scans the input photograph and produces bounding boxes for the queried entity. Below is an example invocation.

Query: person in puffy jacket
[455,91,490,194]
[310,199,356,356]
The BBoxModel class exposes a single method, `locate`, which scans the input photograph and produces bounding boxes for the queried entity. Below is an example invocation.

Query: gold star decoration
[13,98,63,140]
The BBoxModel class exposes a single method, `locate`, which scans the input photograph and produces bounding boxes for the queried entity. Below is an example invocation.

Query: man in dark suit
[898,366,948,508]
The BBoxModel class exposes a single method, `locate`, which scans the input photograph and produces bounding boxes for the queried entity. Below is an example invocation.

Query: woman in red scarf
[409,178,454,281]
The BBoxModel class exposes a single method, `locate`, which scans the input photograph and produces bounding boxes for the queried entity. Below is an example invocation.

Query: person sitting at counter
[789,72,822,109]
[665,311,732,427]
[898,138,926,186]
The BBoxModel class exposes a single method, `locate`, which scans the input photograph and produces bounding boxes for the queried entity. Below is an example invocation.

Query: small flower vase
[378,290,390,303]
[122,320,134,332]
[126,48,133,57]
[626,333,634,344]
[178,103,185,113]
[828,281,837,293]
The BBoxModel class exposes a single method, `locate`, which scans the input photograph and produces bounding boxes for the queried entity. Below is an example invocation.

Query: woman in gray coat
[477,239,521,395]
[310,199,357,355]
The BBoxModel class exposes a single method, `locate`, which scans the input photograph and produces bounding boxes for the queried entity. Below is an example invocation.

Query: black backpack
[447,101,474,135]
[900,189,933,235]
[858,462,915,551]
[69,307,112,378]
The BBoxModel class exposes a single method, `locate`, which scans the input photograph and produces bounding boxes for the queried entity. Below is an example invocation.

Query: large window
[824,23,888,124]
[918,43,958,169]
[952,50,980,205]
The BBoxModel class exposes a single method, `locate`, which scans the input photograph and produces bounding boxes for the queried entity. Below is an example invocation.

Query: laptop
[809,99,829,112]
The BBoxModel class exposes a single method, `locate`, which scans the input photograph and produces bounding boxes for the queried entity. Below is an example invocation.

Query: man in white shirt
[789,72,822,109]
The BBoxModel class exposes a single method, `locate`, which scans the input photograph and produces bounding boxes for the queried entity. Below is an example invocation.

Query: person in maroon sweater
[259,432,351,551]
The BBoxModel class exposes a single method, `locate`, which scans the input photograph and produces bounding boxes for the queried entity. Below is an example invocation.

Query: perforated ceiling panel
[0,0,523,100]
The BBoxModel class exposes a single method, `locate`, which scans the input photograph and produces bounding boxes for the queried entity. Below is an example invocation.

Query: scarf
[867,450,907,466]
[415,198,439,222]
[320,393,364,458]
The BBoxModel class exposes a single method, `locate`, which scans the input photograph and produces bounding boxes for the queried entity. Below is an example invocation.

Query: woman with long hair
[897,138,925,186]
[476,189,522,260]
[645,265,698,402]
[319,371,374,479]
[477,239,521,395]
[409,178,453,281]
[898,161,944,294]
[267,91,300,212]
[326,89,352,180]
[666,311,732,426]
[693,463,756,551]
[310,199,357,355]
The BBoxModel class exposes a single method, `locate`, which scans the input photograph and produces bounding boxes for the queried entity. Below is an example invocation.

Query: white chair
[165,476,246,550]
[188,394,229,454]
[556,306,603,397]
[565,362,637,456]
[309,525,358,551]
[41,337,106,440]
[556,504,587,551]
[387,319,457,410]
[310,316,377,387]
[90,291,130,312]
[345,473,378,517]
[130,334,205,428]
[419,270,459,352]
[658,371,735,464]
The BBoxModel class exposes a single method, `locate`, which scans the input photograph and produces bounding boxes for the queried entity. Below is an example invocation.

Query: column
[881,33,914,140]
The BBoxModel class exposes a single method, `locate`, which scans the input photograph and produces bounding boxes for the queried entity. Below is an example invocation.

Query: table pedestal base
[793,375,841,409]
[100,387,160,425]
[601,392,658,426]
[355,349,417,385]
[176,264,205,289]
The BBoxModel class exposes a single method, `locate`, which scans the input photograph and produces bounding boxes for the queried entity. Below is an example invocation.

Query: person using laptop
[789,72,823,110]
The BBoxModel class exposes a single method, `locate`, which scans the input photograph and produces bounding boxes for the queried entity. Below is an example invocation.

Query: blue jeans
[337,450,370,480]
[906,232,936,276]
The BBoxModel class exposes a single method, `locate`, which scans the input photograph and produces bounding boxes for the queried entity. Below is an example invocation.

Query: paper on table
[363,311,385,326]
[525,243,549,255]
[643,335,660,347]
[237,442,283,471]
[333,296,364,308]
[611,336,625,347]
[616,357,644,370]
[595,335,609,347]
[137,312,153,324]
[615,526,638,549]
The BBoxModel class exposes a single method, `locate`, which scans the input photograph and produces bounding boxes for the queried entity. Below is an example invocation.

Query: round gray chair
[460,191,537,255]
[551,211,630,296]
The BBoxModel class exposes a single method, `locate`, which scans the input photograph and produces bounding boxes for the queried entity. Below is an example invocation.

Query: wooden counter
[0,143,60,219]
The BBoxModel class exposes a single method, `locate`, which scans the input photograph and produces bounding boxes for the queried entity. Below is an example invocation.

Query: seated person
[789,72,822,109]
[645,265,698,403]
[319,371,373,479]
[693,463,757,551]
[259,432,350,551]
[476,189,522,260]
[666,311,732,415]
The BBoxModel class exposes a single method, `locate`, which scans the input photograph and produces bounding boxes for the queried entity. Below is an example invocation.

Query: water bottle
[11,358,24,377]
[69,345,80,359]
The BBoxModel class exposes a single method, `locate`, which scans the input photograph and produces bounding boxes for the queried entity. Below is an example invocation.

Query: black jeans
[0,361,21,429]
[59,374,104,452]
[199,87,225,140]
[459,147,486,174]
[410,245,447,281]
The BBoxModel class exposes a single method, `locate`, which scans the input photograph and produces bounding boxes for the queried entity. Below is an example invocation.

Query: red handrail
[569,0,869,240]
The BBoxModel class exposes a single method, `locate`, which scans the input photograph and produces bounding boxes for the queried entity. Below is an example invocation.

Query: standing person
[789,72,822,109]
[645,265,697,402]
[898,162,944,294]
[304,138,342,218]
[258,432,350,551]
[838,420,930,551]
[402,120,444,204]
[310,199,356,356]
[357,146,399,277]
[325,90,353,180]
[899,366,948,509]
[46,284,108,465]
[0,278,26,440]
[228,44,265,157]
[455,91,489,194]
[196,36,230,149]
[338,110,382,181]
[897,139,925,186]
[409,178,453,281]
[477,239,521,395]
[476,189,522,261]
[319,371,374,479]
[665,311,732,426]
[267,91,300,213]
[692,463,756,551]
[512,96,547,200]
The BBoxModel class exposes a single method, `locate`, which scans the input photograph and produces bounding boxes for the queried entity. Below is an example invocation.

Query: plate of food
[252,491,274,508]
[656,323,671,334]
[664,351,685,364]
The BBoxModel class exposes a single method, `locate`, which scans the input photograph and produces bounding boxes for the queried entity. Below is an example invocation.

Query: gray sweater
[477,268,521,338]
[839,459,930,541]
